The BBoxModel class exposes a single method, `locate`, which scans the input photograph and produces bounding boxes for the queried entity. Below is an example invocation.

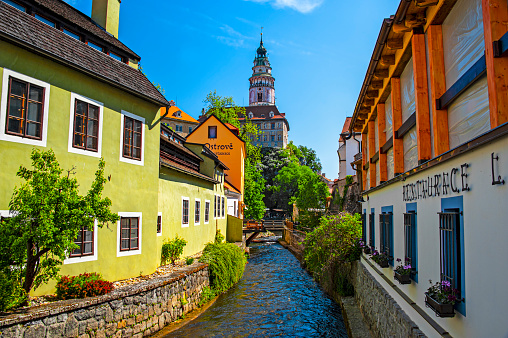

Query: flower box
[377,259,389,268]
[425,293,455,317]
[394,271,411,284]
[363,246,371,254]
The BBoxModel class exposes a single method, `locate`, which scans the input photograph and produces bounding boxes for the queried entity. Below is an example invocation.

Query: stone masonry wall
[0,263,209,338]
[351,261,426,338]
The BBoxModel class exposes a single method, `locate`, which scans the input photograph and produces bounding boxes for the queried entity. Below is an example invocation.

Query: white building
[338,117,361,180]
[348,0,508,336]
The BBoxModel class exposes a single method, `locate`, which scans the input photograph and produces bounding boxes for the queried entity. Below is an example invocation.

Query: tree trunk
[21,240,36,305]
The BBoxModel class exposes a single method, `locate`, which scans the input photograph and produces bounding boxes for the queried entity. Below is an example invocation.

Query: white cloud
[215,36,246,48]
[245,0,323,13]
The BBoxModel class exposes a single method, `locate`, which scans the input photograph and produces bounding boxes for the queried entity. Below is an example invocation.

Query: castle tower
[249,33,275,106]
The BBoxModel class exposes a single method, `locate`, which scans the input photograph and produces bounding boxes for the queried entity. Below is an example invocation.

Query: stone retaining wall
[0,262,209,338]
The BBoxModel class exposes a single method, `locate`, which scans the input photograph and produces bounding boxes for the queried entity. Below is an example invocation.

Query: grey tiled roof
[0,2,169,106]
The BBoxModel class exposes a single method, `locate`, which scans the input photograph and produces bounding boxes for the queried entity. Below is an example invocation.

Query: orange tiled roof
[161,106,198,124]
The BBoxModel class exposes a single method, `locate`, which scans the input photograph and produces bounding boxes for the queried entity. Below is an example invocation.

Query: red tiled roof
[339,117,352,142]
[0,2,169,106]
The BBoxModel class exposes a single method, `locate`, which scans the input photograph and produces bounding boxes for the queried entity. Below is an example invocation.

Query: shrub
[186,257,194,265]
[200,242,246,294]
[0,269,26,312]
[198,286,216,306]
[161,235,187,265]
[214,230,225,244]
[56,273,113,300]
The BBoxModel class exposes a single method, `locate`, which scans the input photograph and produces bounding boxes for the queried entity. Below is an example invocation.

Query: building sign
[207,143,234,156]
[402,163,470,202]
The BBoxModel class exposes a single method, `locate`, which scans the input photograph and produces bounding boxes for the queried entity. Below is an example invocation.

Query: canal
[160,240,348,337]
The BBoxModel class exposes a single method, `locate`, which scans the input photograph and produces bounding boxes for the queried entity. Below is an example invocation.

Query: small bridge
[243,219,289,246]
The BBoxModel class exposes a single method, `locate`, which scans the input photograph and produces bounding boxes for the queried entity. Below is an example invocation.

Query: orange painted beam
[427,25,450,156]
[368,121,376,188]
[412,33,432,162]
[377,104,387,182]
[362,131,367,191]
[482,0,508,127]
[391,78,404,175]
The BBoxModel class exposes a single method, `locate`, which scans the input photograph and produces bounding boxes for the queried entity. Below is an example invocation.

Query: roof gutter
[349,17,394,133]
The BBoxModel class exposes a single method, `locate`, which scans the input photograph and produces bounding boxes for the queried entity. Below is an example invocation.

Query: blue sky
[68,0,399,178]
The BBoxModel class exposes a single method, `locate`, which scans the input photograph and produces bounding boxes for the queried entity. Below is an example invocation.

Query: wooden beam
[391,77,404,175]
[395,112,416,139]
[482,0,508,127]
[381,137,393,154]
[393,23,412,33]
[377,103,388,182]
[415,0,439,7]
[359,107,370,114]
[366,90,379,98]
[412,33,432,162]
[371,80,384,89]
[374,69,389,78]
[368,120,376,188]
[380,55,396,66]
[362,132,367,190]
[387,38,403,50]
[364,99,375,106]
[358,113,368,120]
[427,25,450,155]
[405,13,427,29]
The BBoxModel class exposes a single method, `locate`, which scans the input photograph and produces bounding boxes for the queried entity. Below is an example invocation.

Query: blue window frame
[109,52,123,62]
[439,196,465,315]
[369,208,375,248]
[404,203,418,282]
[35,14,56,28]
[63,28,80,40]
[88,41,103,51]
[361,210,366,243]
[380,206,393,265]
[3,0,26,11]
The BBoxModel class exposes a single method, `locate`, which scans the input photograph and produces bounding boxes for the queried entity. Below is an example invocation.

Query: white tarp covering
[403,127,418,171]
[376,160,380,186]
[387,148,394,180]
[442,0,484,87]
[448,77,490,148]
[366,169,370,190]
[375,117,379,151]
[401,58,416,123]
[385,93,393,137]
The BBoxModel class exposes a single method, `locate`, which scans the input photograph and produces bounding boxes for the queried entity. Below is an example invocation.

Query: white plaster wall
[361,135,508,338]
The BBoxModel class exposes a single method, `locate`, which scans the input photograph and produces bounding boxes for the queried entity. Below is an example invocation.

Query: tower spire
[260,27,263,44]
[249,31,275,106]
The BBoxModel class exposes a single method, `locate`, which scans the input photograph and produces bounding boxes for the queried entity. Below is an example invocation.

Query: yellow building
[186,115,245,218]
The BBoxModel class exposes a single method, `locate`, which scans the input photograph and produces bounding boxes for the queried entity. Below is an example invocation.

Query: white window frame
[119,110,145,166]
[0,69,51,147]
[157,211,162,237]
[194,198,201,226]
[64,220,99,264]
[182,197,190,227]
[67,93,104,158]
[116,212,142,257]
[221,196,225,219]
[204,200,210,224]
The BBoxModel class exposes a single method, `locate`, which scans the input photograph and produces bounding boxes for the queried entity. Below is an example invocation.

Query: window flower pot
[377,259,389,268]
[394,271,411,284]
[363,246,371,254]
[425,293,455,317]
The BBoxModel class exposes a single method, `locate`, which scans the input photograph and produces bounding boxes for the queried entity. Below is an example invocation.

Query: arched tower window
[248,112,253,119]
[258,93,263,102]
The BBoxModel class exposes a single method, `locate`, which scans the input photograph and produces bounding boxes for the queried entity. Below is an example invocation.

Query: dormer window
[269,111,274,118]
[3,0,26,12]
[174,110,182,118]
[35,14,56,28]
[248,112,253,119]
[87,41,103,52]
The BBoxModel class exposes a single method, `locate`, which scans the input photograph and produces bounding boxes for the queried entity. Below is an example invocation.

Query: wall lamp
[358,195,369,203]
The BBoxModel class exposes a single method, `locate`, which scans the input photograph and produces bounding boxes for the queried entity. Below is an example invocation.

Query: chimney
[92,0,121,38]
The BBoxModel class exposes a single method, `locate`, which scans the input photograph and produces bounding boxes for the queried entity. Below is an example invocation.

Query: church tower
[249,33,275,106]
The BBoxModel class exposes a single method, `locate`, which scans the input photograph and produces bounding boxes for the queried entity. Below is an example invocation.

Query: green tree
[0,149,119,300]
[203,91,265,219]
[297,145,322,173]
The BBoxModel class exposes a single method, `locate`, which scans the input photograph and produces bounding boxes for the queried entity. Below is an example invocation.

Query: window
[379,211,393,264]
[269,111,274,118]
[70,226,94,257]
[188,126,193,133]
[3,0,26,11]
[271,123,275,129]
[35,14,56,28]
[404,207,417,281]
[221,197,225,218]
[120,217,139,251]
[195,200,201,225]
[271,135,275,142]
[175,125,183,132]
[361,212,366,243]
[87,41,103,51]
[369,210,375,248]
[157,214,162,235]
[72,99,99,152]
[258,93,262,101]
[278,134,281,141]
[208,126,217,138]
[248,112,253,119]
[109,52,122,62]
[5,76,45,140]
[182,198,189,226]
[63,28,80,40]
[264,135,267,141]
[278,122,281,128]
[205,200,210,224]
[122,114,143,162]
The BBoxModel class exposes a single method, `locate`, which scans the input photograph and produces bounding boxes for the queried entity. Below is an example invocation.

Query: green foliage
[337,274,354,297]
[0,269,26,312]
[198,286,216,306]
[0,149,118,300]
[304,213,362,279]
[56,272,113,300]
[297,145,322,174]
[186,257,195,265]
[333,175,354,212]
[214,229,225,244]
[244,162,266,219]
[199,242,247,294]
[161,235,187,265]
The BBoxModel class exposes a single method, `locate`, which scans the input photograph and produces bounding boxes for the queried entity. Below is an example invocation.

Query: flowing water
[161,240,348,337]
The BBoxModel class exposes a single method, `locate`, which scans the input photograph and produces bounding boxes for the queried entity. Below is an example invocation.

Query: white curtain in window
[387,148,394,180]
[448,77,490,148]
[403,127,418,171]
[374,117,379,151]
[384,93,393,137]
[401,58,415,123]
[376,161,380,186]
[366,169,370,190]
[442,0,484,87]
